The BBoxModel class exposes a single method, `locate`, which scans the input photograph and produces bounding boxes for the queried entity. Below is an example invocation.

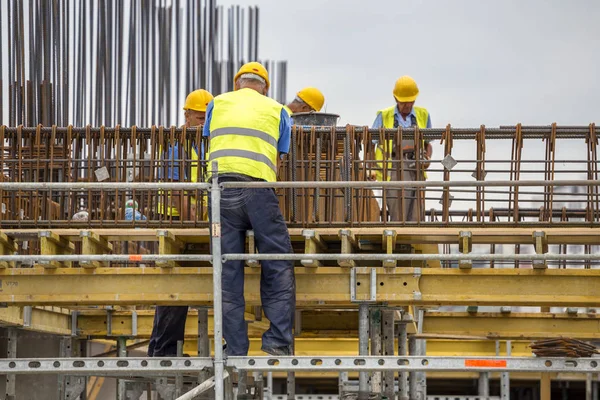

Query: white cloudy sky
[223,0,599,127]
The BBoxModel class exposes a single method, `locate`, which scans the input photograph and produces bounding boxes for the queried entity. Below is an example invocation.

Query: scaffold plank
[1,267,599,306]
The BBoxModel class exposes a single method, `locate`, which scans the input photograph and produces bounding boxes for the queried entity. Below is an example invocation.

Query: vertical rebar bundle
[0,0,288,127]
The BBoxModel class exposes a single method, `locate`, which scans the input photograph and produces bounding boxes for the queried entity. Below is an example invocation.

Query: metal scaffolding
[1,173,600,399]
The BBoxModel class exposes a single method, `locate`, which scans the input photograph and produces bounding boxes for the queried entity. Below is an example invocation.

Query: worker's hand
[367,171,377,181]
[423,143,433,170]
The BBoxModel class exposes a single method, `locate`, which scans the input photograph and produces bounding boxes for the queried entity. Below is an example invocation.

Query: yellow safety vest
[374,106,429,182]
[207,88,282,182]
[157,142,201,217]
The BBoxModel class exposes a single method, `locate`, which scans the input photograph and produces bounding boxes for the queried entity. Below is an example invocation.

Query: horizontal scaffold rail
[0,179,598,190]
[0,356,598,375]
[1,124,598,140]
[1,267,599,306]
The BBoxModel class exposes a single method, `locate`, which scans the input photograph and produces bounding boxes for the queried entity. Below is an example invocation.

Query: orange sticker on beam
[465,359,507,368]
[129,255,143,261]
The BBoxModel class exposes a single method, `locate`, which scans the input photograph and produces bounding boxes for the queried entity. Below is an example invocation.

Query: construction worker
[370,75,432,222]
[284,87,325,115]
[156,89,213,221]
[147,89,213,357]
[204,62,295,356]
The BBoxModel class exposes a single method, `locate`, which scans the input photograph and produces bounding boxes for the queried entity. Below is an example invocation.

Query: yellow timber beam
[1,267,599,306]
[422,311,600,340]
[77,311,270,338]
[179,338,531,357]
[3,227,600,245]
[73,310,600,339]
[0,306,71,335]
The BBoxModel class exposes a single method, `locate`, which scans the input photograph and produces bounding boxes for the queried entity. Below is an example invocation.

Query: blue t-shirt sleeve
[372,113,383,129]
[277,108,291,156]
[426,113,432,128]
[202,100,214,138]
[371,113,383,145]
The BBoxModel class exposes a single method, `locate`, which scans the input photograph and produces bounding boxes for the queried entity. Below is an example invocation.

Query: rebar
[0,1,287,127]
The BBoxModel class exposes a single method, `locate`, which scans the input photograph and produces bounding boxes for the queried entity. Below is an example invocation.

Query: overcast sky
[222,0,599,127]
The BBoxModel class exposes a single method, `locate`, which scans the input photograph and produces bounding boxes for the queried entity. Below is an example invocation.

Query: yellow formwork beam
[1,267,599,306]
[77,311,270,338]
[0,306,71,335]
[422,311,600,340]
[72,310,600,339]
[4,227,600,245]
[179,338,532,357]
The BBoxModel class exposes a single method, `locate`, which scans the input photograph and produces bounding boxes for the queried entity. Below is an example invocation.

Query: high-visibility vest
[157,142,201,217]
[374,106,429,182]
[207,88,282,182]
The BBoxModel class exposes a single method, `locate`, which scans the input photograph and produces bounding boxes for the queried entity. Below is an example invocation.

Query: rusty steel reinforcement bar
[1,253,600,263]
[0,180,598,191]
[0,356,599,375]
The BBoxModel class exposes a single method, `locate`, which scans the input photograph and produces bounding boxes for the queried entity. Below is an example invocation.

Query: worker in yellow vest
[370,75,432,222]
[204,62,295,356]
[283,87,325,115]
[148,89,212,357]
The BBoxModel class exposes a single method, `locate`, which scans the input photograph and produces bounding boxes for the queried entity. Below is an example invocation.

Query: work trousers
[385,166,419,222]
[148,216,189,357]
[147,177,295,357]
[219,178,295,356]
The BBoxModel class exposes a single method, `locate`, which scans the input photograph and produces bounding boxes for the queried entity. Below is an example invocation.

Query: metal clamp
[350,268,377,303]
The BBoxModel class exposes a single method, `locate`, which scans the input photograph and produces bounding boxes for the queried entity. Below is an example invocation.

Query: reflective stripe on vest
[208,88,282,182]
[211,127,278,148]
[209,149,277,173]
[374,105,429,182]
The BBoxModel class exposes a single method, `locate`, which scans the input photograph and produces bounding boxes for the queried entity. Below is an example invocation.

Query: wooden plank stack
[530,338,599,358]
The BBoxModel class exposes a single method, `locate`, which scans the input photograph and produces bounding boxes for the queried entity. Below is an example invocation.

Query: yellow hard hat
[183,89,214,112]
[234,62,270,90]
[297,87,325,112]
[393,76,419,103]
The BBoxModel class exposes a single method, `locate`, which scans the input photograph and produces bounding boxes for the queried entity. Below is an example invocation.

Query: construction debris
[530,338,599,358]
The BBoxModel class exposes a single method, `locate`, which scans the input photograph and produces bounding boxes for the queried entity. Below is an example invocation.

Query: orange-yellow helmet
[183,89,214,112]
[297,87,325,112]
[393,76,419,103]
[234,62,270,90]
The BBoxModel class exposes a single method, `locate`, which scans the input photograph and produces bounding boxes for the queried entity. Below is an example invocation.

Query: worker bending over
[284,87,325,115]
[148,88,213,357]
[371,75,432,222]
[204,62,295,356]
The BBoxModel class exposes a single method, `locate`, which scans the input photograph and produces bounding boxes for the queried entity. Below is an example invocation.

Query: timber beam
[1,267,599,307]
[37,231,75,268]
[2,227,600,245]
[0,231,17,268]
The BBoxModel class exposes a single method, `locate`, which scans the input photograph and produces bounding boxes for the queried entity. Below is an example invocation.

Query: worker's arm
[367,114,384,181]
[424,113,432,163]
[202,100,213,142]
[277,108,292,176]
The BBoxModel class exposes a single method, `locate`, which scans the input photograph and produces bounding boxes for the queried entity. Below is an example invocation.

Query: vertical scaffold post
[358,303,370,400]
[211,161,225,400]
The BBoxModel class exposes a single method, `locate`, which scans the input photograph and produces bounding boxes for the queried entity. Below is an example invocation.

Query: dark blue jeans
[219,182,295,356]
[147,306,188,356]
[148,213,190,357]
[148,180,295,357]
